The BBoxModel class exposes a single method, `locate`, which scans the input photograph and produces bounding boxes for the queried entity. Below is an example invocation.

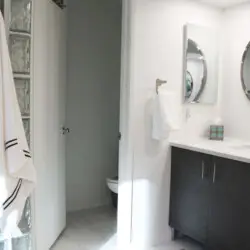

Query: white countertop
[169,136,250,164]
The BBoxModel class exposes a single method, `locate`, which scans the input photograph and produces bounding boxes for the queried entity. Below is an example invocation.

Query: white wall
[66,0,122,211]
[128,0,222,248]
[220,4,250,140]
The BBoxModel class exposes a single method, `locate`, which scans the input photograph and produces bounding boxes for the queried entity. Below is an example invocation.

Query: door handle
[213,163,217,183]
[62,127,70,135]
[201,160,205,180]
[118,132,122,141]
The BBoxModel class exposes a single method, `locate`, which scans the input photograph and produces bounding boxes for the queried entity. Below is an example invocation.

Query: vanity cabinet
[169,147,250,250]
[170,148,211,243]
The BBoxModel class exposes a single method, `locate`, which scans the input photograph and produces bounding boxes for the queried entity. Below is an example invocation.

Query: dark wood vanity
[169,146,250,250]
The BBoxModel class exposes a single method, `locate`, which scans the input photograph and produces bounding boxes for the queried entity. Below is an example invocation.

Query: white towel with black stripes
[0,12,36,238]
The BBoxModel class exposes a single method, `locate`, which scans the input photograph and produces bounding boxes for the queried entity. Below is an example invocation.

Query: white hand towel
[152,89,181,140]
[0,13,36,237]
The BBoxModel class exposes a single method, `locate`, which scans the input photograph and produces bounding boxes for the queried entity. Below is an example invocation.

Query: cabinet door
[208,157,250,250]
[169,147,211,244]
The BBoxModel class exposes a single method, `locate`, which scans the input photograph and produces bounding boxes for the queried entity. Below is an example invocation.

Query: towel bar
[156,78,167,94]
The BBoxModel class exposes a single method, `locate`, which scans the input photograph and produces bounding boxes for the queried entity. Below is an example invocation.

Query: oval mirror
[241,42,250,100]
[185,39,208,103]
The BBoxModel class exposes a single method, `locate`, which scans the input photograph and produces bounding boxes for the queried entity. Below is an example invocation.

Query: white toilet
[106,176,118,208]
[106,176,118,194]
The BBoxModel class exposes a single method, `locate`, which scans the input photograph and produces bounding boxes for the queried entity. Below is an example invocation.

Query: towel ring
[156,79,167,94]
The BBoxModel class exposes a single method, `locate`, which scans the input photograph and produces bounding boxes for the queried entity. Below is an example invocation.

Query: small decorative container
[210,125,224,141]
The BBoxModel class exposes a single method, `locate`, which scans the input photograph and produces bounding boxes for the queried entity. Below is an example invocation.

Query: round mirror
[185,39,208,102]
[241,42,250,100]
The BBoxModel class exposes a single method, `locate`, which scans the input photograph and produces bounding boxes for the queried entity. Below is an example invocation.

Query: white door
[33,1,67,249]
[48,2,67,242]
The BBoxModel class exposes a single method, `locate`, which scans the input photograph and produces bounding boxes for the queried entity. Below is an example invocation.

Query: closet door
[33,0,67,249]
[47,0,67,243]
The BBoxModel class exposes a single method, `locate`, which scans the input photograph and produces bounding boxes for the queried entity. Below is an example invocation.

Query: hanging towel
[152,88,181,140]
[0,12,36,237]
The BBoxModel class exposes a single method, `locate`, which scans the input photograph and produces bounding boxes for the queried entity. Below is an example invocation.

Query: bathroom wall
[66,0,122,211]
[128,0,222,248]
[220,3,250,141]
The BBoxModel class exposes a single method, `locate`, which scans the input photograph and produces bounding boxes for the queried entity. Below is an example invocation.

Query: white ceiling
[192,0,250,9]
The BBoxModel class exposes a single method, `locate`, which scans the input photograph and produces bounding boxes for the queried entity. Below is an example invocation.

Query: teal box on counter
[210,125,224,141]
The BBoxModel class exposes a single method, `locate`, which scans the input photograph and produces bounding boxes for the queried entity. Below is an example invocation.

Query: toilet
[106,176,118,208]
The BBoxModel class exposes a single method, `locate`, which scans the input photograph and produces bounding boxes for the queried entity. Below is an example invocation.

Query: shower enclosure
[0,0,33,249]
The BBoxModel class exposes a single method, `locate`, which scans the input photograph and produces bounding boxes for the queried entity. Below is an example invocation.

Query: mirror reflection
[185,39,207,102]
[186,71,193,98]
[184,24,219,104]
[241,42,250,100]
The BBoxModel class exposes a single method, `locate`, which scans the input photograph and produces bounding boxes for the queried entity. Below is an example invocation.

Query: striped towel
[0,12,36,238]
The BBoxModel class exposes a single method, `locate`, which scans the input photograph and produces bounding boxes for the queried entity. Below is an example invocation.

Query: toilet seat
[107,176,118,183]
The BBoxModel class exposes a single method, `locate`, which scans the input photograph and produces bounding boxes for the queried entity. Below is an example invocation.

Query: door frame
[117,0,134,248]
[31,0,135,248]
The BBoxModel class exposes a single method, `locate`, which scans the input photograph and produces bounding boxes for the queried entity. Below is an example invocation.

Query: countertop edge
[170,141,250,164]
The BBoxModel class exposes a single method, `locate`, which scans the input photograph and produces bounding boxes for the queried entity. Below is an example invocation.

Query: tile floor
[51,206,202,250]
[151,239,203,250]
[51,206,117,250]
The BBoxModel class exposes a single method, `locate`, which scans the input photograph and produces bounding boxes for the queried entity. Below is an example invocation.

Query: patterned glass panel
[0,234,31,250]
[22,119,30,146]
[18,198,32,234]
[10,0,32,33]
[15,78,30,116]
[9,34,30,74]
[12,234,31,250]
[0,0,33,249]
[0,240,5,250]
